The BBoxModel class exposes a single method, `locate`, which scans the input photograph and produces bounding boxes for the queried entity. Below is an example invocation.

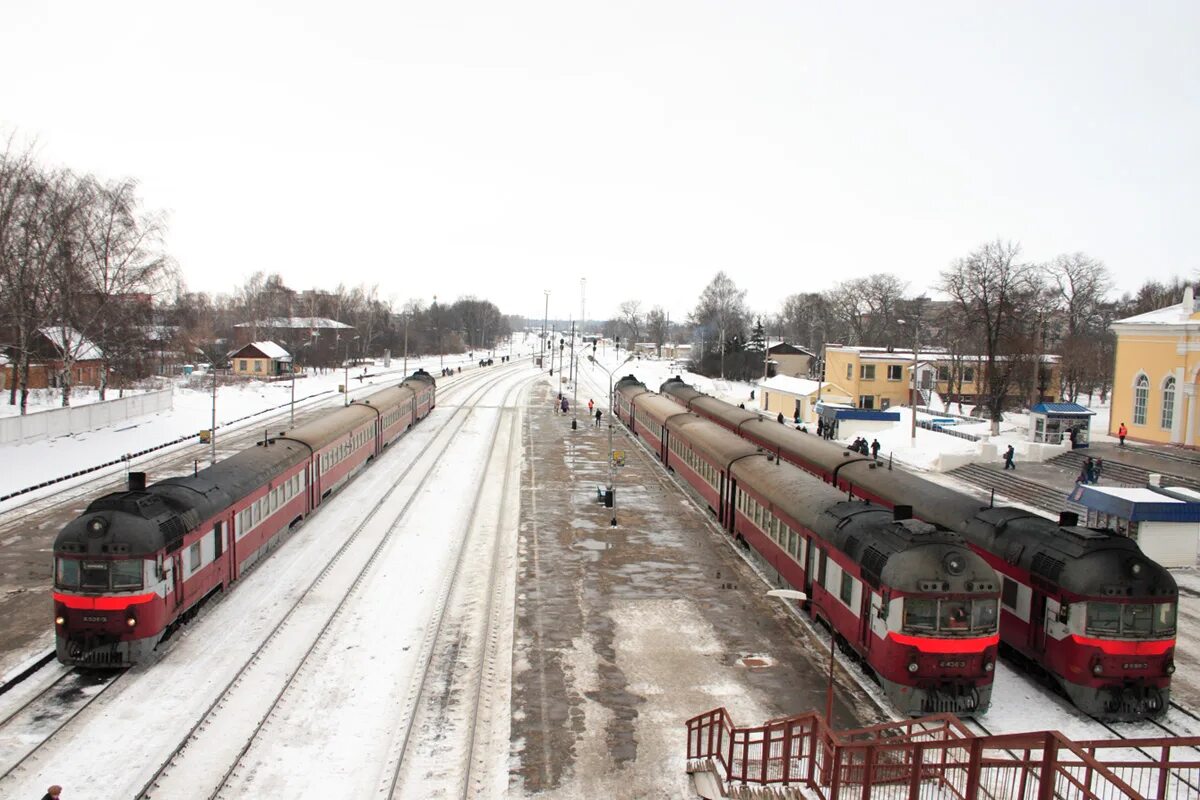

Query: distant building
[1,326,106,390]
[822,345,1062,411]
[234,317,353,366]
[1109,287,1200,446]
[229,341,291,378]
[757,375,852,423]
[766,342,816,379]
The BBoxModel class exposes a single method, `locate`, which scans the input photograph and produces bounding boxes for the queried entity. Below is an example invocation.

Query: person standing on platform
[871,439,881,460]
[1003,445,1016,470]
[1118,422,1128,447]
[595,408,602,427]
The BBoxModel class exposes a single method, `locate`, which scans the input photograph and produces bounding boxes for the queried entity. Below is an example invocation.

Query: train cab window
[56,558,80,588]
[80,561,109,590]
[1122,604,1153,637]
[903,599,938,632]
[110,560,143,590]
[1085,603,1121,636]
[1155,603,1177,636]
[971,599,998,631]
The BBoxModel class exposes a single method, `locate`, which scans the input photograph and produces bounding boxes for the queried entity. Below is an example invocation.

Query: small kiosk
[816,403,901,442]
[1030,402,1095,448]
[1067,484,1200,568]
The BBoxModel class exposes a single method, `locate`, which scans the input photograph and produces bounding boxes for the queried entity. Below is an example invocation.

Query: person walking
[561,396,569,414]
[793,410,801,425]
[817,418,824,438]
[871,439,881,460]
[42,787,62,800]
[1118,422,1128,447]
[1085,457,1097,485]
[1095,458,1104,482]
[1003,445,1016,470]
[588,398,594,413]
[595,408,603,427]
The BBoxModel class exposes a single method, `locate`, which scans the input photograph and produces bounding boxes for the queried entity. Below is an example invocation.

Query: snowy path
[0,364,533,800]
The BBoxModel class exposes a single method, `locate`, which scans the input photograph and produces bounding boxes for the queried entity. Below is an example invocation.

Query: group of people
[556,394,603,427]
[815,417,837,440]
[439,366,460,377]
[1076,456,1105,485]
[848,437,881,459]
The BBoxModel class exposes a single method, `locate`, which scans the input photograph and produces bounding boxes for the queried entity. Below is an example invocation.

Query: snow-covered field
[0,386,152,419]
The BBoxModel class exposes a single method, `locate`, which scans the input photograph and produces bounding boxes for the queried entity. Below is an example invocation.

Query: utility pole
[402,312,409,376]
[210,365,217,465]
[542,290,550,371]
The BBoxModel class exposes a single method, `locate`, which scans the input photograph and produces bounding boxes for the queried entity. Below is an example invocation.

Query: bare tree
[646,306,668,357]
[690,272,749,378]
[617,300,643,345]
[938,240,1037,433]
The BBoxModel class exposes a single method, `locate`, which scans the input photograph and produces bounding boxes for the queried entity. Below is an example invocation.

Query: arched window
[1133,374,1149,425]
[1162,377,1176,430]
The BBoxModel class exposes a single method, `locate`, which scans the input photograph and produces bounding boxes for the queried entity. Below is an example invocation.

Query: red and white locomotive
[52,371,436,667]
[658,376,1178,720]
[616,377,1000,716]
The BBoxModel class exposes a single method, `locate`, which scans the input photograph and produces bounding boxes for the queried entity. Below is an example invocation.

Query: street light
[898,315,922,447]
[343,335,360,407]
[542,290,550,371]
[592,353,634,526]
[766,589,835,725]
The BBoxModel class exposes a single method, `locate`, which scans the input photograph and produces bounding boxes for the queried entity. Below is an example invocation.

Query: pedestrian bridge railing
[685,706,1200,799]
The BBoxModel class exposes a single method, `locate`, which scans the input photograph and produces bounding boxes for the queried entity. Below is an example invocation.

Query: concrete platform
[508,379,881,798]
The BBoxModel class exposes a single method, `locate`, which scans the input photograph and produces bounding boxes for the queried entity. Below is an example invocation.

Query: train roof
[668,415,760,467]
[963,508,1177,599]
[615,375,649,395]
[737,416,870,474]
[403,369,436,388]
[57,439,309,557]
[633,392,692,426]
[280,404,379,451]
[352,383,415,413]
[660,376,705,406]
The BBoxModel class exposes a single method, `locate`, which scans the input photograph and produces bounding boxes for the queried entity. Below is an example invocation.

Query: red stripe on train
[1068,634,1174,656]
[54,592,156,611]
[887,631,998,653]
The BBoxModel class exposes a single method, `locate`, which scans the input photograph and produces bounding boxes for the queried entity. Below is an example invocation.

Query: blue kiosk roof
[1031,402,1096,417]
[1068,484,1200,522]
[817,405,901,422]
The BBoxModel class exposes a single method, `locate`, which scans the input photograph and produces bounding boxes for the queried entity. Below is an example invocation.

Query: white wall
[0,388,173,445]
[1136,520,1199,568]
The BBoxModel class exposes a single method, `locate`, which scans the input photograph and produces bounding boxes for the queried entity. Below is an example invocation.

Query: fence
[0,388,174,445]
[916,418,982,442]
[685,706,1200,799]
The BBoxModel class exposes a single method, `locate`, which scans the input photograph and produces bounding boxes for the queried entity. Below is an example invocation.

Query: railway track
[0,363,515,799]
[0,667,120,781]
[134,365,527,799]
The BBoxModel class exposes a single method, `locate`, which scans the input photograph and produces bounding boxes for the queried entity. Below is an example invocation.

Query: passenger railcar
[52,370,437,667]
[655,377,1177,720]
[615,377,1000,716]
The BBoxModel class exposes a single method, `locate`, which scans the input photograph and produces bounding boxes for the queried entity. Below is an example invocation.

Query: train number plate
[939,660,966,668]
[1122,662,1148,670]
[82,615,107,623]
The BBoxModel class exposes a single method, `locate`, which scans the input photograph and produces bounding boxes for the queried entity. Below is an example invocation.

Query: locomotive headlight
[86,518,107,536]
[55,615,65,626]
[907,661,919,673]
[126,616,137,628]
[1092,663,1103,676]
[984,661,994,673]
[1166,662,1176,675]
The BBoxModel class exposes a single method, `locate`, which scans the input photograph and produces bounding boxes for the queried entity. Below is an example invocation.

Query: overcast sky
[2,2,1197,322]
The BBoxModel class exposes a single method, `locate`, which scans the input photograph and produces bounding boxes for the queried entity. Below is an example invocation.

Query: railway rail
[134,365,523,799]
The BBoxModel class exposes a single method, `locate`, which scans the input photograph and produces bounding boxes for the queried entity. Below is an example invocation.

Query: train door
[717,470,726,528]
[171,554,183,610]
[858,587,873,652]
[726,479,737,533]
[1030,592,1048,654]
[803,538,817,598]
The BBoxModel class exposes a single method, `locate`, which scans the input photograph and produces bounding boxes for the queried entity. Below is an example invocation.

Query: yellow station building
[1110,288,1200,446]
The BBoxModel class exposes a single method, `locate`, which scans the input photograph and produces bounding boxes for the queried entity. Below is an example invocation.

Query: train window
[839,572,854,606]
[1155,603,1177,635]
[1001,578,1018,609]
[903,599,937,632]
[111,560,143,590]
[76,560,106,589]
[940,601,971,631]
[971,599,998,631]
[213,525,223,558]
[1086,603,1121,635]
[56,558,80,588]
[189,542,201,572]
[1121,604,1153,637]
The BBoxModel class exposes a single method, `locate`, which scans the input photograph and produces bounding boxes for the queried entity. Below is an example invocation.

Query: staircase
[1050,451,1200,493]
[947,463,1084,517]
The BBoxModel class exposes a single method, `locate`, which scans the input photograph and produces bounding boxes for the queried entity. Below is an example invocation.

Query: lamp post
[210,361,217,465]
[594,353,634,526]
[433,294,442,370]
[898,313,923,447]
[766,589,835,725]
[570,320,578,430]
[343,335,360,407]
[402,312,409,376]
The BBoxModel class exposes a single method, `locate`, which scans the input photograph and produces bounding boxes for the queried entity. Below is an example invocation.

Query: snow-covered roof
[234,317,352,330]
[232,341,290,360]
[39,326,103,361]
[1114,302,1195,326]
[758,375,839,397]
[827,346,1060,364]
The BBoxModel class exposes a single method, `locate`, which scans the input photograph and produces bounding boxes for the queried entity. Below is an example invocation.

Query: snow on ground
[0,365,533,800]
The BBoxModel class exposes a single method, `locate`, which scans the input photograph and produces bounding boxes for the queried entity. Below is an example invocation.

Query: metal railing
[685,706,1199,799]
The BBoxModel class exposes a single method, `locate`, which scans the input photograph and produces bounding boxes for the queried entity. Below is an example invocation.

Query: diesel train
[52,371,437,667]
[658,376,1177,720]
[616,377,1000,717]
